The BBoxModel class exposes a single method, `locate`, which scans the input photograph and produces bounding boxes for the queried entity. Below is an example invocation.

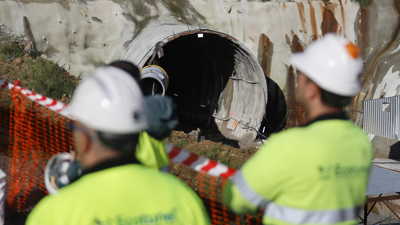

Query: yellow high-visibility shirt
[224,113,372,225]
[27,158,210,225]
[136,132,170,170]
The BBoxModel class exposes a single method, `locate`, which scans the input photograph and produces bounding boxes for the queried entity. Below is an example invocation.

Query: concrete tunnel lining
[121,23,268,146]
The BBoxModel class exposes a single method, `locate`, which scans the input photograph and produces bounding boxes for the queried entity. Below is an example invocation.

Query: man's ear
[307,81,321,100]
[79,131,93,158]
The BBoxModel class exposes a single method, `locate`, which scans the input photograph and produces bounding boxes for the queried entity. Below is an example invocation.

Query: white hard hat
[68,66,148,134]
[290,33,363,96]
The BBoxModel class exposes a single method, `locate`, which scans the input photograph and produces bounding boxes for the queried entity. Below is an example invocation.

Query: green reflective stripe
[264,203,361,224]
[232,171,269,208]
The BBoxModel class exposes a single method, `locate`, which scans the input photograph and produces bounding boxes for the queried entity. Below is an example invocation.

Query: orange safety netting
[0,87,263,224]
[172,163,263,224]
[0,88,72,215]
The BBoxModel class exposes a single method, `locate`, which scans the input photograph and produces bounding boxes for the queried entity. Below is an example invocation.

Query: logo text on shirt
[318,164,370,180]
[95,208,178,225]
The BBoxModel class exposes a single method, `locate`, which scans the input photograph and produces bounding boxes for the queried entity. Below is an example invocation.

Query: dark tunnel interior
[143,33,287,142]
[142,78,164,96]
[260,77,287,136]
[144,33,235,128]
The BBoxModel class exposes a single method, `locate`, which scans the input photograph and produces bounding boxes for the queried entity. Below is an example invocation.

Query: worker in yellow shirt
[136,95,176,172]
[109,61,176,172]
[28,66,210,224]
[223,34,372,225]
[45,62,175,193]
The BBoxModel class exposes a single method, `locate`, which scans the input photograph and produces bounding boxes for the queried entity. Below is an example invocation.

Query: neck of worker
[305,100,342,122]
[81,143,124,170]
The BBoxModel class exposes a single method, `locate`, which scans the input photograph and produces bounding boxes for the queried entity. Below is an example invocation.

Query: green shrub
[0,42,24,59]
[26,59,77,100]
[29,50,43,59]
[0,52,6,61]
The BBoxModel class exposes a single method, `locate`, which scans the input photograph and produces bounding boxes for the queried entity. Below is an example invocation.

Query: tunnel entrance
[144,33,235,128]
[122,25,285,147]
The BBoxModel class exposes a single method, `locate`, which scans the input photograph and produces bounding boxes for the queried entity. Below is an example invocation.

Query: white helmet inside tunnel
[290,33,363,97]
[67,66,148,134]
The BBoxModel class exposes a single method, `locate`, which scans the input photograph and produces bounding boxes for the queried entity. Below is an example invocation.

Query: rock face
[0,0,358,80]
[19,40,34,53]
[0,0,361,132]
[0,22,13,37]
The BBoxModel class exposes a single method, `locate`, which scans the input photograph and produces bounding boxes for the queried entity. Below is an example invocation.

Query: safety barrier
[0,79,263,223]
[0,85,72,215]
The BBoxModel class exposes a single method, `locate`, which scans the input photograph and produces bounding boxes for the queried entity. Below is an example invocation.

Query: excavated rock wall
[0,0,357,79]
[0,0,360,129]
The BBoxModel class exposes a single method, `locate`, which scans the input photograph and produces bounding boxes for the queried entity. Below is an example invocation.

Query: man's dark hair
[320,89,351,108]
[97,131,140,156]
[300,71,352,108]
[109,61,141,84]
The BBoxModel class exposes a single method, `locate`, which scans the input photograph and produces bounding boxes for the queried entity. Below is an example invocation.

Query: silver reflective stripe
[265,202,362,224]
[232,170,269,208]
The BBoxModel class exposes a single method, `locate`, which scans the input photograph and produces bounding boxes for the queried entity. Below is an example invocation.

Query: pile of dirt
[167,130,259,169]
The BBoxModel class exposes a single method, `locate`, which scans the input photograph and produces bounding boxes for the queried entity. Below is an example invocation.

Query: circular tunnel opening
[142,78,164,96]
[123,26,286,147]
[140,65,169,96]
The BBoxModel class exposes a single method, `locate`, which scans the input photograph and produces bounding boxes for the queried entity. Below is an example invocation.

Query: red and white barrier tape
[0,79,73,119]
[166,143,237,179]
[0,78,236,179]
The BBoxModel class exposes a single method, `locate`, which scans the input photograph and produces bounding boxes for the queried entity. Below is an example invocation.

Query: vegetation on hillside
[0,41,80,102]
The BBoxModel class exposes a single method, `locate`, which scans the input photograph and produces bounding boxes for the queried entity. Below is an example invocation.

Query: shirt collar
[305,112,348,126]
[82,154,141,177]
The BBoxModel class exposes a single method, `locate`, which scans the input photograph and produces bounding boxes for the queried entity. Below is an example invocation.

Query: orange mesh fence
[172,163,263,225]
[0,88,72,215]
[0,87,263,223]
